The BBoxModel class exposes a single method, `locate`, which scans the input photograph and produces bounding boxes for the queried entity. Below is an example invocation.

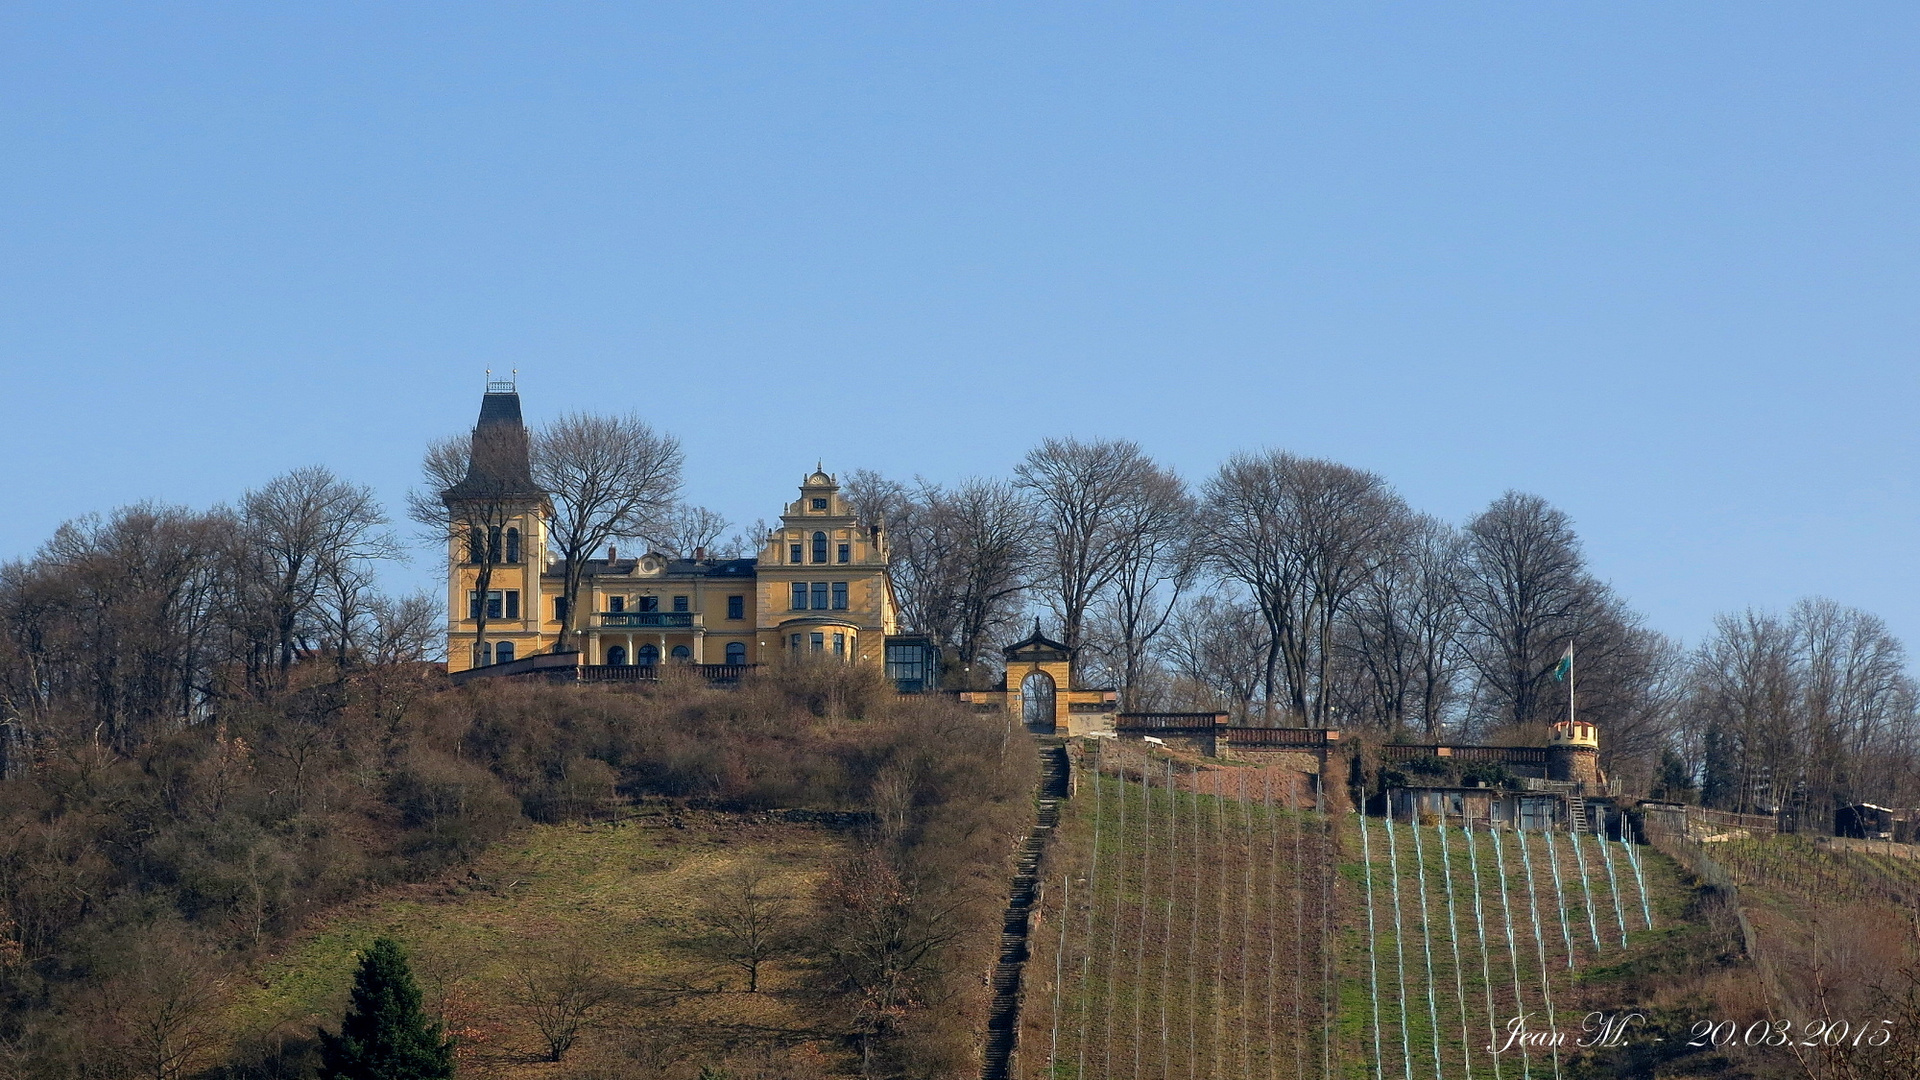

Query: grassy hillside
[0,666,1035,1080]
[1017,748,1337,1080]
[227,805,854,1078]
[1340,813,1698,1080]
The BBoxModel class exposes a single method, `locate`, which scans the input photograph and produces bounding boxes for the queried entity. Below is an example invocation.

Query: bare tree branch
[531,413,683,653]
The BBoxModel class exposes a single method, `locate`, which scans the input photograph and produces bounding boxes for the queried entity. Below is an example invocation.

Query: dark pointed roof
[1003,620,1072,661]
[477,390,524,426]
[445,389,542,501]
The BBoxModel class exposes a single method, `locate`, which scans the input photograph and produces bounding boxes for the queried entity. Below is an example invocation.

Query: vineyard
[1006,745,1703,1079]
[1706,834,1920,910]
[1017,745,1338,1080]
[1341,806,1690,1080]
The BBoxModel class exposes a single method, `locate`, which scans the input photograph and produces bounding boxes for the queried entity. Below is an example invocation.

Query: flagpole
[1568,646,1575,727]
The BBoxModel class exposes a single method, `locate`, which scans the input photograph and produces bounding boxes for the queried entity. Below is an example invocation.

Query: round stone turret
[1547,720,1602,785]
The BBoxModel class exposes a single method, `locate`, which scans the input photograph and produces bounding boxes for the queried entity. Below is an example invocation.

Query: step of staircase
[979,743,1071,1080]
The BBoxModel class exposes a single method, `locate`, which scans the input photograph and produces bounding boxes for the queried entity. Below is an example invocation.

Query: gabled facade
[442,386,898,675]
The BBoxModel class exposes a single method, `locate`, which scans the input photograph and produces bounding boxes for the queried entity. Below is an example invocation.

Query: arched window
[670,645,691,661]
[505,527,521,563]
[638,644,660,667]
[487,526,502,563]
[725,642,747,664]
[475,642,493,667]
[495,642,515,664]
[1020,670,1057,733]
[467,527,485,564]
[812,531,828,563]
[606,645,628,667]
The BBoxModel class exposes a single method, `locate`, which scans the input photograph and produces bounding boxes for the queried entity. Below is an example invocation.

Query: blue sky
[4,4,1917,652]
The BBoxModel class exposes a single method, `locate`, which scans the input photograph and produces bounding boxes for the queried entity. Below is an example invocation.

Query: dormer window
[812,531,828,563]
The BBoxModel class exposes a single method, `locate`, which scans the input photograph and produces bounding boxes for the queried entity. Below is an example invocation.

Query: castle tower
[443,375,553,673]
[1547,719,1603,786]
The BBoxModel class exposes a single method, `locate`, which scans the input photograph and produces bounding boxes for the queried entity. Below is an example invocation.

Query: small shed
[1383,785,1566,831]
[1835,803,1904,841]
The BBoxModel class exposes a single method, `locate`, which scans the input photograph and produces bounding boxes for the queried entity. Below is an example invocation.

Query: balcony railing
[597,611,698,629]
[1116,712,1229,732]
[577,663,757,683]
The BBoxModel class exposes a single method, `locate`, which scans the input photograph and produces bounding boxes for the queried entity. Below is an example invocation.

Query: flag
[1550,644,1573,682]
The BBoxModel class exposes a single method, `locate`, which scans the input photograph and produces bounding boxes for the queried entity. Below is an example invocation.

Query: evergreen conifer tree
[319,937,455,1080]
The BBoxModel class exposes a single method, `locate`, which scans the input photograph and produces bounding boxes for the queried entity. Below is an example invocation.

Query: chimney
[693,546,706,562]
[607,545,617,561]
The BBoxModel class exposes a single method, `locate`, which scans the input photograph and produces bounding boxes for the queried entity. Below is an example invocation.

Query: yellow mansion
[441,384,910,678]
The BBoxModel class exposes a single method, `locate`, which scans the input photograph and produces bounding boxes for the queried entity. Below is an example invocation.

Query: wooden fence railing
[1114,712,1228,732]
[1380,744,1551,766]
[1224,727,1339,748]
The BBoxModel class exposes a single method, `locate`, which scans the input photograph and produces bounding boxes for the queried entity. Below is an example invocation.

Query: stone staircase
[981,744,1070,1080]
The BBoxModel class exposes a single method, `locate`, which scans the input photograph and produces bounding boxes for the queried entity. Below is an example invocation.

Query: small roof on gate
[1003,620,1072,661]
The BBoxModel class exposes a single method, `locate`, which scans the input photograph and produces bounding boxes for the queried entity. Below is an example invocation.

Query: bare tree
[698,864,794,992]
[651,503,732,559]
[17,505,225,747]
[842,468,910,530]
[812,847,973,1077]
[364,591,442,666]
[887,479,1036,688]
[1793,597,1913,821]
[1015,438,1158,653]
[1684,598,1916,821]
[1336,515,1464,739]
[99,929,228,1080]
[1454,491,1593,731]
[531,413,683,653]
[1096,460,1194,709]
[314,557,377,668]
[1689,608,1804,815]
[408,421,541,668]
[1159,592,1268,719]
[1198,452,1406,725]
[241,466,397,685]
[1560,595,1685,788]
[510,939,626,1062]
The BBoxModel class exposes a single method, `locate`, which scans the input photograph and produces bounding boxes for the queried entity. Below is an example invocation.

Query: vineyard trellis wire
[1036,746,1342,1080]
[1032,744,1685,1080]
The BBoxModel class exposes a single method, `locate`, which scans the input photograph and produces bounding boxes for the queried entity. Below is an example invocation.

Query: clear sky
[4,4,1917,653]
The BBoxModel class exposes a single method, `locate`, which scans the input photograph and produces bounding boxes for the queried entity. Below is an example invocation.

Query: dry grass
[228,804,852,1078]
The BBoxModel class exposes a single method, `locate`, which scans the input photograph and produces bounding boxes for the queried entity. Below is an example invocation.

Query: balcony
[597,611,699,629]
[577,663,756,684]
